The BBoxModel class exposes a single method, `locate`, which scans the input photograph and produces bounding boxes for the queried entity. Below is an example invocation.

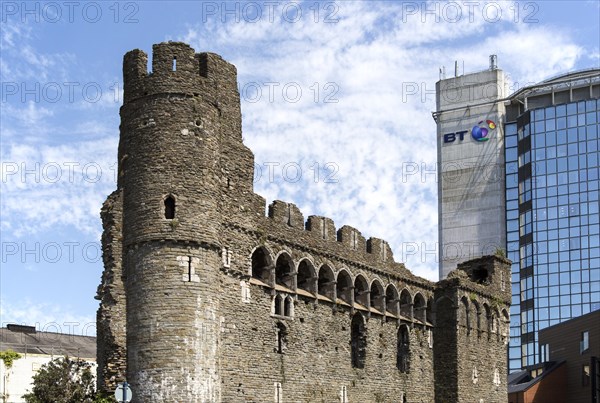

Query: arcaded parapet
[95,190,126,392]
[98,42,511,403]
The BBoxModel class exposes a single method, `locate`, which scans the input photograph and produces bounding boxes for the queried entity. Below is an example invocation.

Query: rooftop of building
[508,67,600,103]
[507,360,565,394]
[538,308,600,336]
[0,324,96,359]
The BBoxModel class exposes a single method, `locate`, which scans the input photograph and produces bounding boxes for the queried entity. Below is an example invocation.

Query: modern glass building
[504,71,600,371]
[435,61,600,372]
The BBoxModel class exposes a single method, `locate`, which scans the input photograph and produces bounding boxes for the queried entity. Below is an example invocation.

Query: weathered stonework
[96,42,511,403]
[96,189,126,392]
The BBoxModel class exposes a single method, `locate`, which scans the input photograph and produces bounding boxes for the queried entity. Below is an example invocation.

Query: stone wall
[217,227,437,403]
[95,189,126,392]
[434,256,511,403]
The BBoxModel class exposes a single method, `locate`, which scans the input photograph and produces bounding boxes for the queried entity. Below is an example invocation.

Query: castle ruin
[96,42,511,403]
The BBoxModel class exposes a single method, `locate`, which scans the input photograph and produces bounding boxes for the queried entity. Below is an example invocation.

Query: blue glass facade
[506,99,600,371]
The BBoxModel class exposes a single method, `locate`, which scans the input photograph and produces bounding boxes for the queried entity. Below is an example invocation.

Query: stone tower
[103,41,256,402]
[433,255,511,403]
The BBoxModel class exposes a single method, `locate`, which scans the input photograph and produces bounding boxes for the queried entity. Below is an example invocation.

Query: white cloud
[1,1,595,307]
[0,298,96,336]
[174,1,590,280]
[0,0,595,351]
[482,25,583,84]
[1,137,117,238]
[0,30,75,83]
[3,101,54,130]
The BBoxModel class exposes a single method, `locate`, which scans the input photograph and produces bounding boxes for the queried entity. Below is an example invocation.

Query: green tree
[23,357,96,403]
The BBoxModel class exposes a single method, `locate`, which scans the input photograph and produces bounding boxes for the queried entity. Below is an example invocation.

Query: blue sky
[1,1,599,335]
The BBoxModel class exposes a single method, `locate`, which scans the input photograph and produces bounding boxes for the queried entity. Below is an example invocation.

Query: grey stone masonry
[96,189,126,392]
[97,42,511,403]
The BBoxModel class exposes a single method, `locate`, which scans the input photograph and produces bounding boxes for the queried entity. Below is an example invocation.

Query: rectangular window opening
[581,330,590,353]
[582,364,590,386]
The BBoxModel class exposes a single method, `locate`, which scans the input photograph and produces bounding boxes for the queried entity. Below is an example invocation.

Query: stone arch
[399,289,413,320]
[284,295,294,317]
[413,292,427,324]
[426,297,434,325]
[483,303,492,335]
[317,264,335,300]
[354,274,369,308]
[163,194,176,219]
[351,313,366,368]
[472,299,482,335]
[272,293,293,318]
[397,324,410,373]
[336,269,353,306]
[273,294,283,316]
[251,246,273,285]
[501,308,509,341]
[385,284,399,317]
[460,296,471,333]
[275,252,294,289]
[492,307,501,337]
[297,259,316,294]
[369,279,385,313]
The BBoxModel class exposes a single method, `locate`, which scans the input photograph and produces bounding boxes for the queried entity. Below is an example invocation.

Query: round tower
[118,42,242,402]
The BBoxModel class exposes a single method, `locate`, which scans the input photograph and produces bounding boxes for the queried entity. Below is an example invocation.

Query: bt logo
[471,120,496,142]
[443,120,496,144]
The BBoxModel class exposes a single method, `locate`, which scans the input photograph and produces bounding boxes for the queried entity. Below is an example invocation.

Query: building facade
[0,324,96,403]
[538,310,600,402]
[508,309,600,403]
[436,60,600,372]
[436,58,508,279]
[96,42,512,402]
[507,361,567,403]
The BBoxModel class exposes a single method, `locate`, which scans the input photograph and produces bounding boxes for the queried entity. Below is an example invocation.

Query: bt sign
[443,120,496,144]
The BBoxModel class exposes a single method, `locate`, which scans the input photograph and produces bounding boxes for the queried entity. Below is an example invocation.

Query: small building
[507,361,567,403]
[508,309,600,403]
[0,324,96,403]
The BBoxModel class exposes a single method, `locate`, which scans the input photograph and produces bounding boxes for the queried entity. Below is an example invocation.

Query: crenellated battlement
[267,200,305,228]
[122,42,239,105]
[264,200,396,268]
[305,215,336,240]
[337,225,366,251]
[366,237,394,263]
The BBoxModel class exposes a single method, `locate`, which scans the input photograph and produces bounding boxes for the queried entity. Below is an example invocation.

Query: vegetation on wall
[0,350,21,369]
